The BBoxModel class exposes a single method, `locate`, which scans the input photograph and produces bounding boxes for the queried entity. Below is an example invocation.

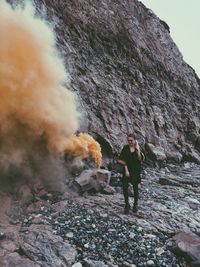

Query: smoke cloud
[0,1,102,187]
[65,133,102,168]
[0,0,79,153]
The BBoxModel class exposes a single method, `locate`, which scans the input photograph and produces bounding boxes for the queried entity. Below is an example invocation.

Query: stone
[72,263,83,267]
[0,252,40,267]
[66,232,74,238]
[83,259,108,267]
[0,232,5,240]
[147,260,155,266]
[18,225,78,267]
[99,212,108,218]
[155,247,165,256]
[107,263,118,267]
[95,169,111,190]
[184,197,200,204]
[123,262,133,267]
[75,169,111,193]
[146,143,167,161]
[74,169,96,192]
[129,232,136,239]
[159,177,179,186]
[101,185,116,195]
[170,232,200,265]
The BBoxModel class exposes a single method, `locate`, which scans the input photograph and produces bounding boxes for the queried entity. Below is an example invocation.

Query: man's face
[127,137,135,146]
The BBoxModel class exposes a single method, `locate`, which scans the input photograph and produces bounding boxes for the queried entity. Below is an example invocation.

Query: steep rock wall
[9,0,200,163]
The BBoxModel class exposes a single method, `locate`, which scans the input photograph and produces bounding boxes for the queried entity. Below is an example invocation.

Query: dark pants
[121,176,139,207]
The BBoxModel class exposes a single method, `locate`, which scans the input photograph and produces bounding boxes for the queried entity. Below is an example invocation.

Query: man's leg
[132,183,139,212]
[121,177,130,214]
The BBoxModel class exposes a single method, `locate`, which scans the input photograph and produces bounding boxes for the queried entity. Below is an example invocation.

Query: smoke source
[65,133,102,168]
[0,1,102,187]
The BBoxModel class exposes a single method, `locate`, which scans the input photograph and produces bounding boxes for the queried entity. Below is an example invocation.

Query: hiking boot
[132,204,138,213]
[124,204,130,214]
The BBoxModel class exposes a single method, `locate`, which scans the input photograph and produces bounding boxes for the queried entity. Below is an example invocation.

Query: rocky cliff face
[10,0,200,163]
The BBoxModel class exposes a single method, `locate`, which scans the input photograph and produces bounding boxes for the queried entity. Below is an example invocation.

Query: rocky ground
[0,163,200,266]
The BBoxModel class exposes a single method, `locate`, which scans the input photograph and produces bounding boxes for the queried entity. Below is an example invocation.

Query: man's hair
[127,133,136,139]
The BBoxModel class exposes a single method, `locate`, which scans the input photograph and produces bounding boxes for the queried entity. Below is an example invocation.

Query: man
[118,133,144,214]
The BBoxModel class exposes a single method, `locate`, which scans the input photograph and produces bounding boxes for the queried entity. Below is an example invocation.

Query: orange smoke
[0,1,79,154]
[0,1,102,172]
[64,133,102,168]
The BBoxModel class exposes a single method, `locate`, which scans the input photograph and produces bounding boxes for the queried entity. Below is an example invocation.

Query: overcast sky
[140,0,200,78]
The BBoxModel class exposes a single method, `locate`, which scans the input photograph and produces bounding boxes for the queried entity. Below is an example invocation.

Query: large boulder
[74,169,114,193]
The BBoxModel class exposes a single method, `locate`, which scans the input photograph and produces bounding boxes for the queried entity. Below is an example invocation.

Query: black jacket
[118,145,142,184]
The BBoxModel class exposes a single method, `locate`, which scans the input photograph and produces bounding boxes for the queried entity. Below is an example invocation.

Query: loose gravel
[15,199,187,267]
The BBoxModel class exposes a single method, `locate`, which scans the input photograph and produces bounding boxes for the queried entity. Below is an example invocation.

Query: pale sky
[140,0,200,78]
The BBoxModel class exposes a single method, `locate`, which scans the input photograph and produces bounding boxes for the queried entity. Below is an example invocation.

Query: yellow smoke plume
[65,133,102,168]
[0,1,102,173]
[0,1,79,154]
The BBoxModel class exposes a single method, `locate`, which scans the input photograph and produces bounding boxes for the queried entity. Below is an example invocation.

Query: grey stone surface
[1,163,199,266]
[0,224,77,267]
[75,169,112,192]
[25,0,200,164]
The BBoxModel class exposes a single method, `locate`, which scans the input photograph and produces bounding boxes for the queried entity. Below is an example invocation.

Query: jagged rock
[0,225,39,267]
[183,150,200,164]
[146,143,166,161]
[158,168,200,188]
[0,251,40,267]
[170,232,200,266]
[75,169,111,193]
[72,263,83,267]
[18,225,77,267]
[95,169,111,190]
[165,151,183,163]
[101,185,116,195]
[74,170,96,192]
